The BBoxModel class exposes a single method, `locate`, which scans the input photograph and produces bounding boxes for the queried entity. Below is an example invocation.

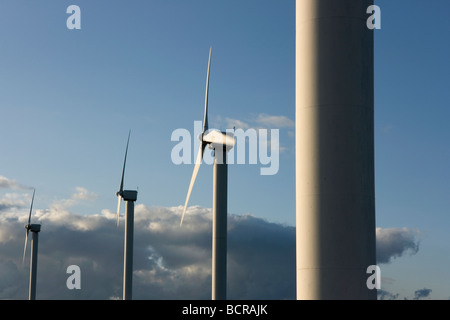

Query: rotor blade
[116,195,122,227]
[22,229,29,265]
[200,140,207,159]
[203,47,212,133]
[27,189,35,227]
[119,130,131,193]
[180,143,204,227]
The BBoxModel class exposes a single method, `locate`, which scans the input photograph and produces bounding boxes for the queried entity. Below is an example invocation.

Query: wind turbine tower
[23,189,41,300]
[295,0,376,299]
[116,131,138,300]
[180,47,235,300]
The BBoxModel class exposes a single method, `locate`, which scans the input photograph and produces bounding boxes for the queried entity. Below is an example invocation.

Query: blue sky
[0,0,296,225]
[0,1,449,300]
[373,0,450,299]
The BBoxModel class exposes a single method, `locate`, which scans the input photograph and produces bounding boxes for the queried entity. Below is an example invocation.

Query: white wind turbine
[22,189,41,300]
[115,130,138,300]
[180,47,235,300]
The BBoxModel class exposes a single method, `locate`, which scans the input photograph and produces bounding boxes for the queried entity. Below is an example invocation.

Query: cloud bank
[0,187,423,300]
[0,190,295,300]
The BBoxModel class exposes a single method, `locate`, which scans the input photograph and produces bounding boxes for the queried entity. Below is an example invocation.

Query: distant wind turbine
[23,189,41,300]
[115,130,138,300]
[180,47,235,300]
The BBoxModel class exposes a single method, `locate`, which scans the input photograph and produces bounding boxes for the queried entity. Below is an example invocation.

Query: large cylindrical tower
[295,0,376,299]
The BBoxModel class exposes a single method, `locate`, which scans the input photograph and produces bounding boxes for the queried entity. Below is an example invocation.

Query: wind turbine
[180,47,235,300]
[115,130,138,300]
[23,189,41,300]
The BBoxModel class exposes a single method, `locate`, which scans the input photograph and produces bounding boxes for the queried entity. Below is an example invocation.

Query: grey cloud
[413,288,432,300]
[378,288,433,300]
[0,202,295,300]
[377,289,399,300]
[0,190,425,300]
[0,193,29,214]
[376,227,420,264]
[0,203,19,213]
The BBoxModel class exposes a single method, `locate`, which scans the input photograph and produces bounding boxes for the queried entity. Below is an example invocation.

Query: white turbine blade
[203,47,212,133]
[116,195,122,227]
[22,229,29,265]
[23,189,35,265]
[119,130,131,193]
[180,144,204,227]
[27,189,35,226]
[116,131,130,227]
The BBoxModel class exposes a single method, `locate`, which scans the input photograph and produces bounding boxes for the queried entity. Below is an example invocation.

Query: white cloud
[220,113,292,158]
[0,176,32,191]
[381,124,395,134]
[0,193,28,214]
[72,187,99,201]
[225,118,250,130]
[222,114,294,131]
[255,113,294,128]
[32,187,101,231]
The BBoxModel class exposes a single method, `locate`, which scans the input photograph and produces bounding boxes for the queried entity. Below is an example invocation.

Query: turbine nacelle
[24,224,41,233]
[203,130,235,152]
[120,190,138,202]
[116,190,138,202]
